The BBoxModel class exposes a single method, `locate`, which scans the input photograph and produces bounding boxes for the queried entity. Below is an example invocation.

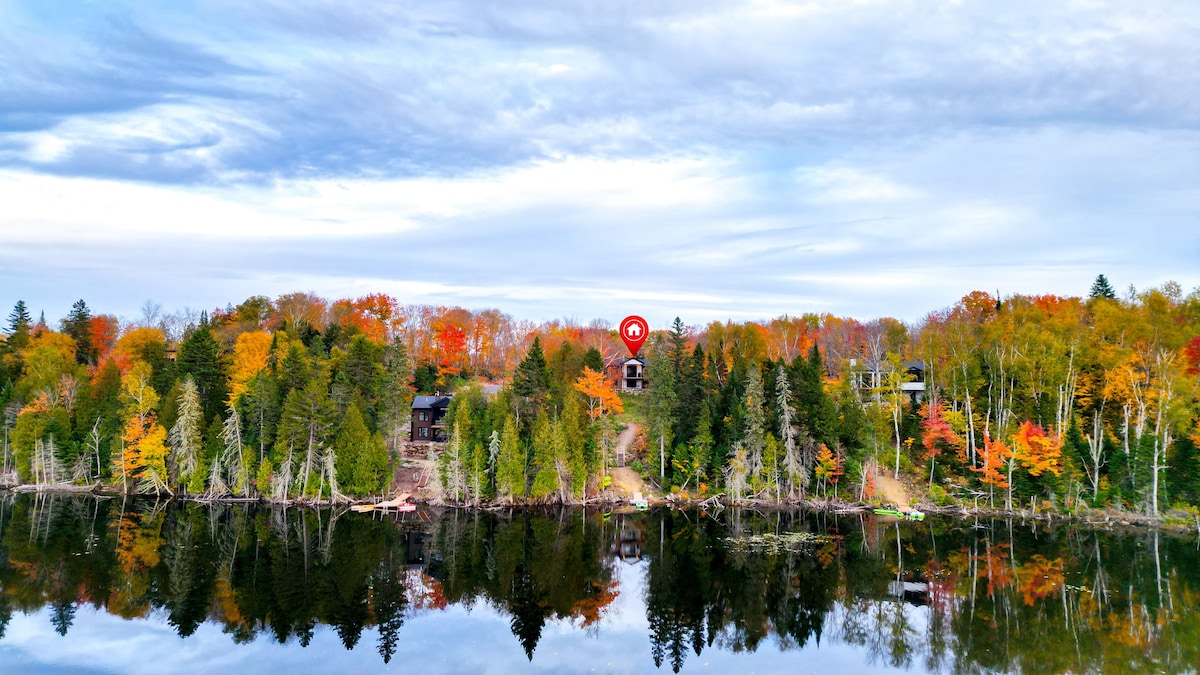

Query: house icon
[626,322,642,338]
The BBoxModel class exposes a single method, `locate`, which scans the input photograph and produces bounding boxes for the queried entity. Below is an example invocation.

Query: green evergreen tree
[685,404,713,492]
[643,335,677,483]
[582,346,605,373]
[177,319,227,421]
[513,337,551,424]
[741,366,767,488]
[61,299,95,366]
[6,300,32,351]
[168,376,204,492]
[1089,274,1117,300]
[335,403,370,494]
[276,378,337,497]
[561,394,587,498]
[496,415,525,502]
[793,346,836,446]
[529,413,558,500]
[673,344,706,448]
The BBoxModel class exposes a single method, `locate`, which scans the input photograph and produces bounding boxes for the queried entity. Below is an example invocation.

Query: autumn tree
[920,401,962,488]
[117,362,171,494]
[574,367,624,419]
[227,331,273,403]
[971,433,1011,508]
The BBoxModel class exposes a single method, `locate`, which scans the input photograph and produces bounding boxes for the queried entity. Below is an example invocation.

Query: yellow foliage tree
[1011,420,1062,477]
[116,362,172,494]
[227,330,273,402]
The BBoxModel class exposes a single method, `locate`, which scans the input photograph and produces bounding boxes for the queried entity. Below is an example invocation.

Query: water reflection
[1,493,1198,674]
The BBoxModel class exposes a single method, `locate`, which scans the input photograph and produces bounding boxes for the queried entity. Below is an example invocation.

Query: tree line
[2,275,1198,512]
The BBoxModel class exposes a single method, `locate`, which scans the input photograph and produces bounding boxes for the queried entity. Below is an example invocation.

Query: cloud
[0,0,1196,326]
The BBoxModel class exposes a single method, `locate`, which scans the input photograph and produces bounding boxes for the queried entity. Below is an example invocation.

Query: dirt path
[608,423,645,498]
[873,462,913,511]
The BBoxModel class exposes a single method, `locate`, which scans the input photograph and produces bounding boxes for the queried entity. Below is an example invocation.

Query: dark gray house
[410,394,452,442]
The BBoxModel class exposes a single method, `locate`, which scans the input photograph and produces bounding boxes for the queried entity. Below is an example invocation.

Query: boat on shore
[874,508,925,521]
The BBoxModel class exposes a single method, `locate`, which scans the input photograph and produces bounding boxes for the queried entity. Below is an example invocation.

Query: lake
[0,494,1196,674]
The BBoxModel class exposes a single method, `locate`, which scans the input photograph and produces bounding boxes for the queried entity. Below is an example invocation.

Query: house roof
[412,395,452,409]
[853,359,925,371]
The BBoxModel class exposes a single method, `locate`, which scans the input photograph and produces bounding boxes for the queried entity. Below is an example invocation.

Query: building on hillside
[849,359,927,403]
[411,394,452,442]
[610,356,647,392]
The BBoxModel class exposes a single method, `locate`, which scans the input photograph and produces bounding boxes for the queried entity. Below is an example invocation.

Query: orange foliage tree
[88,314,120,363]
[970,433,1011,507]
[1011,420,1062,477]
[573,367,624,418]
[920,401,962,488]
[813,443,844,499]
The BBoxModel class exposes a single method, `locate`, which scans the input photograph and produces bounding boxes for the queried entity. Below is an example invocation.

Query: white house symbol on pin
[626,323,643,338]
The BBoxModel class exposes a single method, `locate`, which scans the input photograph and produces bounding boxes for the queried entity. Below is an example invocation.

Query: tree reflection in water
[1,493,1199,673]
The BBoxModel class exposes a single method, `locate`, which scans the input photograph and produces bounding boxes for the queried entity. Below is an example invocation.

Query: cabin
[614,356,647,392]
[410,394,452,442]
[849,359,927,403]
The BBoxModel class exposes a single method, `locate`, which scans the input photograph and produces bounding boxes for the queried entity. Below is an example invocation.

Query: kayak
[874,508,925,521]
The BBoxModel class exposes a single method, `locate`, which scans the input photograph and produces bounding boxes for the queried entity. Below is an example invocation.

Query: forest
[1,275,1198,516]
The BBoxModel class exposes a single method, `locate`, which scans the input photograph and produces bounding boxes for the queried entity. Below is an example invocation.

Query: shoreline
[4,481,1197,537]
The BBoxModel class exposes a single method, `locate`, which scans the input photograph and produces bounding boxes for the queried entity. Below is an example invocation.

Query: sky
[1,0,1197,330]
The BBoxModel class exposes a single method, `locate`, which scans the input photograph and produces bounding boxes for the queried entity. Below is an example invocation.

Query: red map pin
[619,315,649,356]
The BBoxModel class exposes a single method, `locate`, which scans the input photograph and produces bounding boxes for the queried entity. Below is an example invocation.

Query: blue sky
[2,0,1197,329]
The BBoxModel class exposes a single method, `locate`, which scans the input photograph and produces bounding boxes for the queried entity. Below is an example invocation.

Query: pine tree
[513,337,550,423]
[582,346,605,373]
[741,366,767,488]
[276,378,337,497]
[61,299,95,366]
[6,301,31,351]
[687,404,713,492]
[529,413,558,500]
[643,335,677,481]
[177,320,227,421]
[221,406,249,496]
[1089,274,1117,300]
[335,403,371,494]
[495,415,525,502]
[776,364,806,499]
[168,377,203,492]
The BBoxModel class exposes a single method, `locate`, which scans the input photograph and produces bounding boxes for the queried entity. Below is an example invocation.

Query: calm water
[0,494,1197,674]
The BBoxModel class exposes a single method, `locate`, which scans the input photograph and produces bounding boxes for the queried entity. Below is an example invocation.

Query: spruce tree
[513,337,551,423]
[741,366,767,487]
[177,320,227,421]
[495,415,525,503]
[61,299,95,365]
[6,301,31,350]
[1089,274,1117,300]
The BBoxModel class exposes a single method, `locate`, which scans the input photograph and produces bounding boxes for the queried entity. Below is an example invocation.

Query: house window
[418,411,429,421]
[418,427,429,438]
